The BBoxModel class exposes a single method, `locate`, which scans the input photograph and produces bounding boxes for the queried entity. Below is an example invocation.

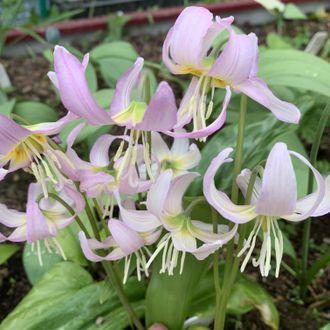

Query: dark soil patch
[0,14,329,329]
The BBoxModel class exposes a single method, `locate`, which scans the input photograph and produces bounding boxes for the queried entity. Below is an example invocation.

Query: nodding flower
[109,57,177,181]
[163,6,300,139]
[204,143,330,277]
[0,114,74,197]
[118,170,237,275]
[0,181,84,265]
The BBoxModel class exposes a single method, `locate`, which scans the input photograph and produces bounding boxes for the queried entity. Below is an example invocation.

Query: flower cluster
[0,6,329,281]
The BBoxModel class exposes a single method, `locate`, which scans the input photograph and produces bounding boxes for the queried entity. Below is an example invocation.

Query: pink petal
[119,206,161,232]
[164,172,199,216]
[108,219,145,255]
[146,170,173,219]
[53,46,111,125]
[0,203,26,227]
[282,151,326,221]
[78,231,110,262]
[151,132,171,161]
[311,175,330,216]
[136,82,177,132]
[236,169,262,204]
[203,148,257,223]
[109,57,144,119]
[208,31,258,85]
[162,6,213,74]
[166,86,231,139]
[238,78,301,124]
[0,114,31,156]
[256,143,297,216]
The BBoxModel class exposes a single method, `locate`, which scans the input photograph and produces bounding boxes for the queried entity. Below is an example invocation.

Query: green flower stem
[300,100,330,300]
[214,94,248,330]
[93,198,110,236]
[212,208,222,315]
[83,194,145,330]
[46,192,144,329]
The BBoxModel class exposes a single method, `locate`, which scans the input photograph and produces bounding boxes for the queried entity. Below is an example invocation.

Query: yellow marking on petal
[112,102,147,126]
[1,134,47,166]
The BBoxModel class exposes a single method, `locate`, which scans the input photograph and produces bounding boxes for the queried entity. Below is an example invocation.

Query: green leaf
[227,275,279,330]
[0,244,20,265]
[85,62,98,93]
[254,0,285,12]
[98,58,134,88]
[0,99,16,116]
[259,49,330,97]
[0,262,146,330]
[319,323,330,330]
[305,251,330,287]
[90,41,138,62]
[146,254,211,330]
[23,242,63,285]
[93,88,114,109]
[266,33,293,49]
[13,101,59,124]
[283,3,307,20]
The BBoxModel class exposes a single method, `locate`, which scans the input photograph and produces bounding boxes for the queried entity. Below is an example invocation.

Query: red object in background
[5,0,323,44]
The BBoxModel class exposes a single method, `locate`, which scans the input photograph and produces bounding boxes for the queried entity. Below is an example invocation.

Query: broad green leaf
[319,323,330,330]
[227,276,279,330]
[190,269,279,329]
[266,33,293,49]
[85,62,98,93]
[90,41,138,62]
[23,242,63,285]
[0,244,20,265]
[146,254,211,330]
[259,50,330,97]
[93,88,114,109]
[283,3,307,19]
[306,251,330,287]
[0,99,16,116]
[1,262,146,330]
[98,58,134,88]
[13,101,59,124]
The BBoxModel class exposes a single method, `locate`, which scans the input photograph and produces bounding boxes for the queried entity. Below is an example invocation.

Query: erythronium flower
[119,170,238,275]
[0,114,74,195]
[110,57,177,180]
[0,182,84,264]
[60,125,151,215]
[203,143,330,277]
[150,131,201,176]
[49,46,112,125]
[78,217,158,283]
[163,6,300,139]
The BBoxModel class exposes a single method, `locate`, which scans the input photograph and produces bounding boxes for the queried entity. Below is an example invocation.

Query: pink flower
[119,170,237,274]
[163,6,300,139]
[203,143,330,277]
[0,182,84,263]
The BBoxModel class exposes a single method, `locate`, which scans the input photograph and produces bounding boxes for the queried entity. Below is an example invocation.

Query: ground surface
[0,16,329,329]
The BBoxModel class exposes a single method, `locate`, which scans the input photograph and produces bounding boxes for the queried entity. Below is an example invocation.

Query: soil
[0,14,330,329]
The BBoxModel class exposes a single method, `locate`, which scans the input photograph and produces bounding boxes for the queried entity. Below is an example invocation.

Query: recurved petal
[203,148,257,223]
[53,46,111,125]
[164,172,199,216]
[0,114,31,156]
[167,86,231,139]
[208,31,258,85]
[151,132,171,161]
[175,144,201,171]
[78,231,108,262]
[108,219,145,255]
[171,230,197,252]
[136,82,177,132]
[162,6,214,73]
[119,204,161,232]
[0,203,26,227]
[282,151,326,221]
[256,143,297,216]
[109,57,144,118]
[236,169,262,204]
[191,223,238,260]
[147,170,173,219]
[238,78,301,124]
